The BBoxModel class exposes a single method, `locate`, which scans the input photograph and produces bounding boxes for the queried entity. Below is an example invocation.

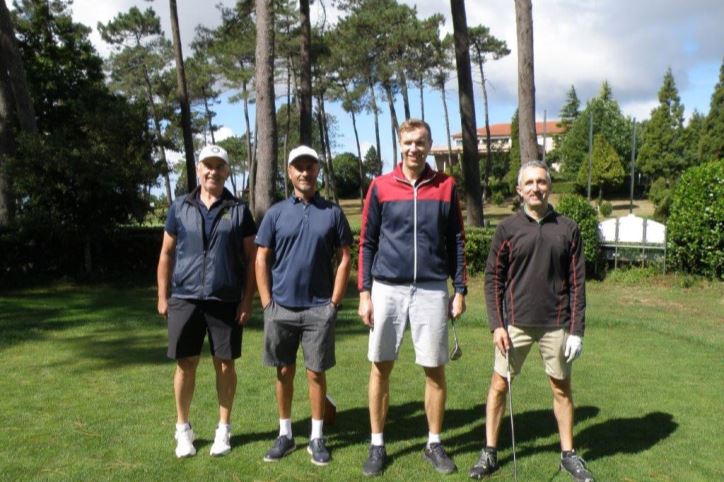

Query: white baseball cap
[288,145,320,165]
[198,145,229,165]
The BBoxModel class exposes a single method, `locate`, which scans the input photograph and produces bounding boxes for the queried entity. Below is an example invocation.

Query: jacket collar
[183,186,238,208]
[392,162,434,186]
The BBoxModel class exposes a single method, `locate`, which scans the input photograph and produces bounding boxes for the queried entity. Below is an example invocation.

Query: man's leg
[306,368,326,421]
[276,364,296,420]
[369,360,394,433]
[423,365,446,434]
[549,376,574,451]
[174,356,200,424]
[485,371,509,447]
[213,357,237,424]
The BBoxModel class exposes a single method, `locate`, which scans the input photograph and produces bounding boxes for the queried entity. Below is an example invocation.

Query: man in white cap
[157,144,257,458]
[255,145,353,466]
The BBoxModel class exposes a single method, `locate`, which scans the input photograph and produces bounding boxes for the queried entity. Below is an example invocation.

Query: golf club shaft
[506,351,518,482]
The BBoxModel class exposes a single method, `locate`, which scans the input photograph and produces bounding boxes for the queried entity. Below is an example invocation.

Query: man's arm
[331,245,351,306]
[157,231,177,317]
[255,246,273,309]
[484,224,513,353]
[568,226,586,337]
[446,183,467,319]
[237,236,257,325]
[358,181,381,327]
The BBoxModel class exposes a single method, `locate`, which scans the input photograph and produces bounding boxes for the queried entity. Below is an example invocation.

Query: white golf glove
[564,335,583,363]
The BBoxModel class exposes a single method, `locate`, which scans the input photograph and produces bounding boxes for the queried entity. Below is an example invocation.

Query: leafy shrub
[555,194,601,270]
[464,226,495,276]
[491,192,505,206]
[598,200,613,217]
[605,266,658,284]
[667,160,723,278]
[648,176,674,220]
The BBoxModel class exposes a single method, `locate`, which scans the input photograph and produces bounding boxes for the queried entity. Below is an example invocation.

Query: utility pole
[586,111,593,201]
[542,109,547,163]
[629,118,637,214]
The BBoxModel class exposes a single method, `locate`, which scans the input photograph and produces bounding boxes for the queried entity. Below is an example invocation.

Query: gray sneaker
[307,438,331,466]
[560,452,595,482]
[362,445,387,477]
[423,442,457,474]
[263,436,295,462]
[469,447,499,479]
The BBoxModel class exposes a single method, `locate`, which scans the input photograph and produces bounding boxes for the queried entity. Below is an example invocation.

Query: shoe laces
[428,443,447,458]
[369,445,385,461]
[474,450,496,469]
[564,454,589,472]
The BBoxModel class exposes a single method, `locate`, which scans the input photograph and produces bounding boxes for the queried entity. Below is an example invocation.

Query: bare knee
[277,364,296,382]
[424,366,446,390]
[306,369,326,385]
[177,356,200,375]
[549,376,573,401]
[213,357,235,376]
[489,371,509,396]
[371,361,394,381]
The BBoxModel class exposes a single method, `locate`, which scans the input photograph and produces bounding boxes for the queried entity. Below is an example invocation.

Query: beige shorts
[494,325,571,380]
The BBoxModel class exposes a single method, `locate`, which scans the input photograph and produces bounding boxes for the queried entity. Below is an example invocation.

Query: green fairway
[1,274,722,481]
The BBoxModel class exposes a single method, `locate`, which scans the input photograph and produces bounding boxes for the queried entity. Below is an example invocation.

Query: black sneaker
[423,442,457,474]
[307,438,331,466]
[560,452,595,482]
[263,436,295,462]
[362,445,387,477]
[469,447,499,479]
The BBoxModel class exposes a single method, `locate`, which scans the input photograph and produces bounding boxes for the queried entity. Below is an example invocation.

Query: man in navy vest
[157,144,257,458]
[256,145,353,467]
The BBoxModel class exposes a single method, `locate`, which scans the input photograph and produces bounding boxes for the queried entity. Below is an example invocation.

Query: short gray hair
[517,160,551,186]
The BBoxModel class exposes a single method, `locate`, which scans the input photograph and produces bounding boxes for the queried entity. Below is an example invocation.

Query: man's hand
[448,292,466,319]
[564,335,583,363]
[236,298,253,325]
[358,291,374,328]
[493,327,511,355]
[157,297,168,318]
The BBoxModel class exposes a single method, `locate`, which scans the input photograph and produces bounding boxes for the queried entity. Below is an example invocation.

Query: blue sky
[69,0,723,174]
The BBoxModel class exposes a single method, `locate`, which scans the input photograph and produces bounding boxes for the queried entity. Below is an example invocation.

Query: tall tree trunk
[0,64,14,225]
[201,86,215,144]
[0,0,36,133]
[242,80,254,210]
[439,82,453,173]
[298,0,313,145]
[343,83,365,207]
[315,102,331,200]
[169,0,197,193]
[283,52,292,198]
[319,95,338,203]
[398,70,411,120]
[383,81,399,163]
[254,0,277,221]
[368,76,382,169]
[450,0,483,226]
[418,81,425,121]
[140,63,173,202]
[479,61,493,202]
[515,0,538,163]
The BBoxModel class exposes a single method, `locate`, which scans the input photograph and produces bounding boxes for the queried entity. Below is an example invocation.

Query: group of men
[156,119,595,481]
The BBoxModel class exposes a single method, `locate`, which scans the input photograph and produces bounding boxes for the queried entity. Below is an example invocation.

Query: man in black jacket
[157,144,257,459]
[469,160,594,482]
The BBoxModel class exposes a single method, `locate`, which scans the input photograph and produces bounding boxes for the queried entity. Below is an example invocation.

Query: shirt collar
[290,191,322,205]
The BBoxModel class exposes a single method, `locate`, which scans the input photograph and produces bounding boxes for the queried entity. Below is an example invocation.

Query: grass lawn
[1,273,722,481]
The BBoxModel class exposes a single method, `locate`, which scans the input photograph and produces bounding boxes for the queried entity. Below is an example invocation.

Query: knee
[214,358,235,376]
[306,369,325,385]
[424,366,446,390]
[177,357,200,375]
[371,361,393,381]
[490,373,509,395]
[550,377,573,400]
[278,364,296,381]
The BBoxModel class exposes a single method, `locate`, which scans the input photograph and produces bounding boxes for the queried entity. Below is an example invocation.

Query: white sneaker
[175,426,196,458]
[209,426,231,456]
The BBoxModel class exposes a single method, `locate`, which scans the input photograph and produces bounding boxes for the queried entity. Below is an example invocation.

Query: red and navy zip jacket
[358,163,467,294]
[484,209,586,336]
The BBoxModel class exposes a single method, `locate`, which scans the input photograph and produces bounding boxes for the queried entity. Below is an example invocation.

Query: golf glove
[564,335,583,363]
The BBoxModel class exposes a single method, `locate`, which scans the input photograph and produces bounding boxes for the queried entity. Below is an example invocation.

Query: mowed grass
[1,274,722,481]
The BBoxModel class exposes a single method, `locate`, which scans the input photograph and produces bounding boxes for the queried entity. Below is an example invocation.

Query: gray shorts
[263,301,337,372]
[368,280,449,367]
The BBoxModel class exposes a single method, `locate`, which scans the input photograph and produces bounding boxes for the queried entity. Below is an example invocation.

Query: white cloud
[214,126,235,142]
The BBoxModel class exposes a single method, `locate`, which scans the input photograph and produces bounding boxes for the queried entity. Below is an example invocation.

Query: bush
[491,192,505,206]
[648,177,674,220]
[667,160,724,278]
[555,194,601,271]
[598,200,613,217]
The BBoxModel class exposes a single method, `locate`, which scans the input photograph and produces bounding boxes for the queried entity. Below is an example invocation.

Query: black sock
[562,450,576,458]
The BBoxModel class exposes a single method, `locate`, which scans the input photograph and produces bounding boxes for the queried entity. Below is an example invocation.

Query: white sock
[371,433,384,446]
[311,418,324,440]
[176,422,191,432]
[427,432,441,447]
[279,418,292,439]
[217,423,231,433]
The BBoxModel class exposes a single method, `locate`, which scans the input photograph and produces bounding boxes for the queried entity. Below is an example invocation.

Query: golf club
[506,349,518,482]
[450,317,462,360]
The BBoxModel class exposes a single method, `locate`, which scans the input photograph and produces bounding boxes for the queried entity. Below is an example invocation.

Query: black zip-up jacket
[170,187,256,302]
[484,208,586,336]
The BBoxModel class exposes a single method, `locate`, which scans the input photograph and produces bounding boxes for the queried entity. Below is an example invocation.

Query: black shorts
[167,297,241,360]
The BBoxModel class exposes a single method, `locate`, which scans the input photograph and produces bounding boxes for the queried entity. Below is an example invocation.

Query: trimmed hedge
[667,160,723,278]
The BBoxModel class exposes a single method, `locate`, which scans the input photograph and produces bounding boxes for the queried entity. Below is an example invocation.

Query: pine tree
[576,133,625,200]
[559,85,580,132]
[699,60,723,163]
[638,68,686,183]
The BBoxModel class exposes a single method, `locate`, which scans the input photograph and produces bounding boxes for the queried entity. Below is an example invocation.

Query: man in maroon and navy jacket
[469,160,594,482]
[357,119,467,477]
